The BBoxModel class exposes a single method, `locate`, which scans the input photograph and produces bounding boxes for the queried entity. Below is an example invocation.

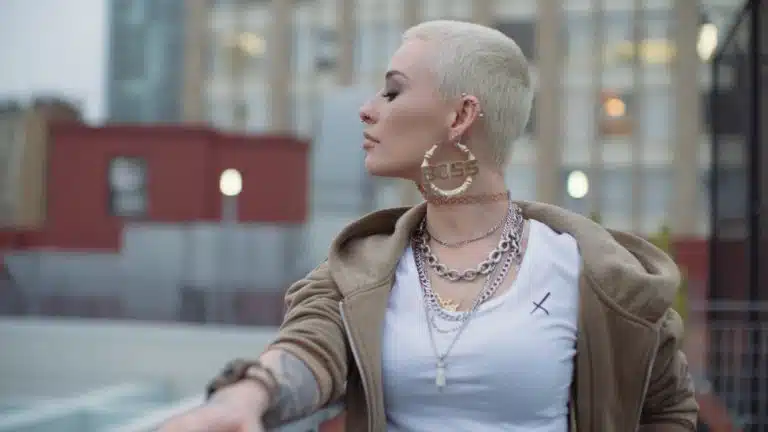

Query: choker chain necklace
[427,209,506,248]
[414,203,522,282]
[417,185,510,206]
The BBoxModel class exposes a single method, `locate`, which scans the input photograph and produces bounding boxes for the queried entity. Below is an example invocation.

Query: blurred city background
[0,0,765,430]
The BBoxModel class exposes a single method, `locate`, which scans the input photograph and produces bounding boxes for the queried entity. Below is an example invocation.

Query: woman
[160,20,697,431]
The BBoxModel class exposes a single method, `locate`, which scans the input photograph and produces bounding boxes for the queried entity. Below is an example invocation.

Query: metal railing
[692,301,768,430]
[705,322,768,429]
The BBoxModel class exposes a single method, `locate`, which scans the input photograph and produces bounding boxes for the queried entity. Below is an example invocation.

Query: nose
[359,101,376,124]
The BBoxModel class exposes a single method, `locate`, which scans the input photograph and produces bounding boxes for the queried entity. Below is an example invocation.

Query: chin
[364,154,413,180]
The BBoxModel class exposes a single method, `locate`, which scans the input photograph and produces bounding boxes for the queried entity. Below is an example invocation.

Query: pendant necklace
[413,203,523,390]
[414,237,518,390]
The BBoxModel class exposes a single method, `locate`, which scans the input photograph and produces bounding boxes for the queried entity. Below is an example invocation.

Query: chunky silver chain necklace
[413,203,524,325]
[411,203,525,390]
[414,204,523,282]
[430,246,518,334]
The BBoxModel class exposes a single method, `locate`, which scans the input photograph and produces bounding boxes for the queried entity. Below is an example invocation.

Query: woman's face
[359,39,457,180]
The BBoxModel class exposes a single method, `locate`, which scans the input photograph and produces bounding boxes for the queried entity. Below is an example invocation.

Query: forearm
[208,349,321,428]
[259,349,322,428]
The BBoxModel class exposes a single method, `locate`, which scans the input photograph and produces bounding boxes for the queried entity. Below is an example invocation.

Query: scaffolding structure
[709,0,767,430]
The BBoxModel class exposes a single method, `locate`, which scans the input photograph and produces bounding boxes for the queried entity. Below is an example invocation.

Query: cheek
[382,101,445,145]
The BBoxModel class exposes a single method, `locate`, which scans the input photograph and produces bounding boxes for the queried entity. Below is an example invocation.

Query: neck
[422,169,510,242]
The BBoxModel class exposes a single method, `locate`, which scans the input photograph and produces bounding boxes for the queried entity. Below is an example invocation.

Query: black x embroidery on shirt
[531,292,551,315]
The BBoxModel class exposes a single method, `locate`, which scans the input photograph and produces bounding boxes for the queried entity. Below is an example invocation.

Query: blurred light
[235,32,265,56]
[640,40,676,64]
[219,169,242,197]
[603,97,626,118]
[610,39,676,65]
[697,23,718,62]
[567,170,589,199]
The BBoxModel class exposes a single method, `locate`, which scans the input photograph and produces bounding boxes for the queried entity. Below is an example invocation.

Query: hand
[158,382,270,432]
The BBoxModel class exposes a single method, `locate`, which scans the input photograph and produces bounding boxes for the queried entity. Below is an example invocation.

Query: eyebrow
[385,70,408,80]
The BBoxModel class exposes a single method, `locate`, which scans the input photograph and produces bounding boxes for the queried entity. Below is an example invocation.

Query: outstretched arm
[209,261,348,426]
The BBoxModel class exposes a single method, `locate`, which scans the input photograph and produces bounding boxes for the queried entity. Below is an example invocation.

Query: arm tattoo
[261,350,321,428]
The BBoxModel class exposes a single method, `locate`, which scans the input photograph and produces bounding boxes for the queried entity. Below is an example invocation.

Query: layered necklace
[411,199,525,390]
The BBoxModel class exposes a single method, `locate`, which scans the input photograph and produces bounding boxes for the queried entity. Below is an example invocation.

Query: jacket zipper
[633,331,660,429]
[339,300,373,431]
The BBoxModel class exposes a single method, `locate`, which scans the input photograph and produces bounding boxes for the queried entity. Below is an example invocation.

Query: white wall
[0,318,278,401]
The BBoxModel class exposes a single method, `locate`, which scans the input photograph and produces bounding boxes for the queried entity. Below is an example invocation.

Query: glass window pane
[356,21,395,75]
[293,9,316,77]
[601,166,632,230]
[641,89,674,148]
[495,20,536,60]
[245,88,268,131]
[603,10,634,73]
[565,12,591,69]
[641,166,672,233]
[292,90,316,138]
[563,90,595,165]
[108,157,148,218]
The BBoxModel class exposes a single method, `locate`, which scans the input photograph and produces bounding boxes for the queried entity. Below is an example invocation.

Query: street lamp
[215,168,243,323]
[219,168,242,222]
[698,22,718,62]
[219,168,242,197]
[567,170,589,199]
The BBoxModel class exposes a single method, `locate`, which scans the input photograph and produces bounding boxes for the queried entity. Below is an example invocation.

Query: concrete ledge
[0,318,279,399]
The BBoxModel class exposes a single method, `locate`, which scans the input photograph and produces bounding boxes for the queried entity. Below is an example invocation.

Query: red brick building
[1,124,309,251]
[0,124,309,324]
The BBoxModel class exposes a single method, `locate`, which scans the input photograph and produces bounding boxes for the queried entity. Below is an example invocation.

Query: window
[559,166,682,233]
[108,157,148,217]
[494,20,536,60]
[600,92,633,137]
[356,22,400,75]
[568,9,674,69]
[639,90,673,141]
[292,89,317,138]
[315,29,338,73]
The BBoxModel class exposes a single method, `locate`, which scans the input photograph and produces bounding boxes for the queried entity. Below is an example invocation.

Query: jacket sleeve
[639,308,699,431]
[268,261,348,407]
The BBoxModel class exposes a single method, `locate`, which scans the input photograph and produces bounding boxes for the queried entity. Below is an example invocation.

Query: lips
[362,132,379,149]
[363,132,379,143]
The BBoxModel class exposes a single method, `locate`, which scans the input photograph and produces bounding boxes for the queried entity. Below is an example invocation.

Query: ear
[448,93,483,140]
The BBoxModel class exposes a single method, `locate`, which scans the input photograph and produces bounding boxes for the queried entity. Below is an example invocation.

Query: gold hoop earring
[420,142,479,198]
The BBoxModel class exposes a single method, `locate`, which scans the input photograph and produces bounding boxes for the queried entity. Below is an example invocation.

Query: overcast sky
[0,0,107,123]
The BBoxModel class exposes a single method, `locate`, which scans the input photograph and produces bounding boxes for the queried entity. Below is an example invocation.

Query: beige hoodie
[268,201,698,431]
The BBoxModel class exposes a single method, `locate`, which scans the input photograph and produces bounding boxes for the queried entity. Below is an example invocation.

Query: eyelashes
[381,90,399,101]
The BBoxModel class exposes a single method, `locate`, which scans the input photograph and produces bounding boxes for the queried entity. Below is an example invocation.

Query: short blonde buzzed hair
[403,20,533,167]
